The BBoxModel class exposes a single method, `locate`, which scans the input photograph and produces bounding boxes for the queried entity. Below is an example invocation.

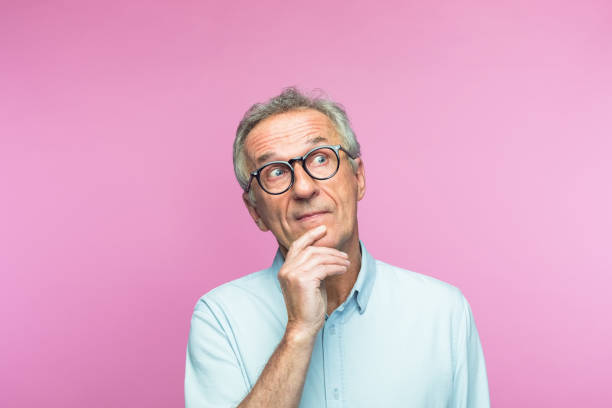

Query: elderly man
[185,88,490,408]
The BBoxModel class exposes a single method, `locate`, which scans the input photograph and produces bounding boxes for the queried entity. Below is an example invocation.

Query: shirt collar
[271,240,377,315]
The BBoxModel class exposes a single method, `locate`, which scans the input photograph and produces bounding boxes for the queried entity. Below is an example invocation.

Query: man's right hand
[277,225,350,341]
[236,226,348,408]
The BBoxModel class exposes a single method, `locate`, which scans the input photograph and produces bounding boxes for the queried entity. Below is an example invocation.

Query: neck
[324,234,361,315]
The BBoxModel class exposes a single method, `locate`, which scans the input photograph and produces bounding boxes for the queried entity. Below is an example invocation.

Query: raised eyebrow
[255,136,329,165]
[255,152,274,166]
[306,136,328,146]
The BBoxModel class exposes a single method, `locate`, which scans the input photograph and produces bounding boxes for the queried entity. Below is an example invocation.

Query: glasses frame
[245,144,357,195]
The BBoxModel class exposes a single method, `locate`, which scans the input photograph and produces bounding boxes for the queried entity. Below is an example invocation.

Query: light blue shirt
[185,242,490,407]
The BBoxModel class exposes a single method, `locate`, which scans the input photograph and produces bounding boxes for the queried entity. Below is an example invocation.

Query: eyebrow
[255,136,329,165]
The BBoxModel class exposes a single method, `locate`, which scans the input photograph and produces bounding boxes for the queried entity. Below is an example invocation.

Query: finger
[311,264,349,281]
[288,225,327,254]
[303,246,349,259]
[293,246,348,265]
[298,254,350,273]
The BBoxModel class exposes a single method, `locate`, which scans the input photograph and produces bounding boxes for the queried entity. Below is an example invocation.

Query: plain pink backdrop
[1,1,611,407]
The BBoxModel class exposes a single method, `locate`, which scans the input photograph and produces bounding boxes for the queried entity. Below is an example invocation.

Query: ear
[242,192,269,232]
[354,157,366,201]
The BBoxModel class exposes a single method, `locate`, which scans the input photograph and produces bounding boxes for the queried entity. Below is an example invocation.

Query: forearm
[237,327,317,408]
[237,227,345,407]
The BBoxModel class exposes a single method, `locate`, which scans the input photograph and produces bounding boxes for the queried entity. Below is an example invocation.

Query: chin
[311,233,340,249]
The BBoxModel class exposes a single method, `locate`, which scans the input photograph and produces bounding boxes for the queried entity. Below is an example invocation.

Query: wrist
[284,322,320,347]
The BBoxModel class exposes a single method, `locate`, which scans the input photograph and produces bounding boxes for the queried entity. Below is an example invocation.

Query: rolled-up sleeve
[450,292,490,408]
[185,298,248,408]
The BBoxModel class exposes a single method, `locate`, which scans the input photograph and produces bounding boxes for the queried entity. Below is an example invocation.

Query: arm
[185,302,318,408]
[185,299,249,408]
[185,225,348,408]
[449,292,491,408]
[238,225,348,408]
[236,325,317,408]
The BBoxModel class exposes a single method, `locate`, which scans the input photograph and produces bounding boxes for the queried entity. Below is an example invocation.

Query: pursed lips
[294,210,329,221]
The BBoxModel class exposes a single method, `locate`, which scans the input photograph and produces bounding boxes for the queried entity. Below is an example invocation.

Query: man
[185,88,490,407]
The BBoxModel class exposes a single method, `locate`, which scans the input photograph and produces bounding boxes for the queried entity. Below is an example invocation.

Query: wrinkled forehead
[244,109,341,167]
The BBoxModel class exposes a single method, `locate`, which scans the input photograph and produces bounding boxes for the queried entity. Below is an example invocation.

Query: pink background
[2,1,611,406]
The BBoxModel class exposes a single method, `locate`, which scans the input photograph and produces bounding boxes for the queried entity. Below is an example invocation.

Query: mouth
[295,211,329,222]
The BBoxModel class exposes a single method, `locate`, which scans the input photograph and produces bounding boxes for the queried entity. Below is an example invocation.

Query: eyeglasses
[245,144,357,195]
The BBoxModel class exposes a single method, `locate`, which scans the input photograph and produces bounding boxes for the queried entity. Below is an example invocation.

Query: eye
[270,168,285,178]
[264,165,288,180]
[312,154,328,164]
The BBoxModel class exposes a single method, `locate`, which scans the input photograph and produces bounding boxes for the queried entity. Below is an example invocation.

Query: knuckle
[284,270,296,281]
[289,276,307,289]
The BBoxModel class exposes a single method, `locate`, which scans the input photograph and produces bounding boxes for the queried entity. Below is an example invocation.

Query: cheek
[258,199,287,226]
[337,171,360,202]
[329,184,358,219]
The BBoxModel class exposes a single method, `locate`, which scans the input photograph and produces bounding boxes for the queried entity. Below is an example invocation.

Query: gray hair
[233,87,361,194]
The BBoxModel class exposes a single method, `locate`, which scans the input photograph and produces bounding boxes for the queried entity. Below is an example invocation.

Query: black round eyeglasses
[245,144,357,195]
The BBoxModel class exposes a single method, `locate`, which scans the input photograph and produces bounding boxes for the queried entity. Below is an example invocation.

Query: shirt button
[329,324,336,335]
[333,387,339,400]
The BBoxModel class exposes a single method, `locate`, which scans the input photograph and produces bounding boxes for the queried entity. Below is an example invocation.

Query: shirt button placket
[323,317,342,407]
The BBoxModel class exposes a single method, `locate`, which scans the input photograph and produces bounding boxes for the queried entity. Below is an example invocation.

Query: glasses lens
[305,147,338,179]
[260,163,292,193]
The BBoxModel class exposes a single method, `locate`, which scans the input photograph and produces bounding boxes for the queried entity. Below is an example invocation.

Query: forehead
[244,109,340,166]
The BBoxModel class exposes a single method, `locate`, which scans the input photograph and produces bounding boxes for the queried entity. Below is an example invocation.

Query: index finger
[289,225,327,254]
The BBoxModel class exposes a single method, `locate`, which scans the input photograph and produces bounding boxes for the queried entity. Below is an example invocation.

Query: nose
[291,160,318,199]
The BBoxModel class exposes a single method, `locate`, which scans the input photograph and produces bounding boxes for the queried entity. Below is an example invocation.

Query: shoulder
[373,259,466,312]
[190,265,285,330]
[375,259,463,296]
[194,267,278,309]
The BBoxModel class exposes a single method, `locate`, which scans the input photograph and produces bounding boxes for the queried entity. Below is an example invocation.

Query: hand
[278,225,350,340]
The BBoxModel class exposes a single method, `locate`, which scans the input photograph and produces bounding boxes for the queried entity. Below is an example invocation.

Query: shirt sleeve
[449,292,491,408]
[185,297,249,408]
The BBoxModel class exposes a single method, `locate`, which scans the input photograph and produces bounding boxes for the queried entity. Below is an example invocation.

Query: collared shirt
[185,242,490,408]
